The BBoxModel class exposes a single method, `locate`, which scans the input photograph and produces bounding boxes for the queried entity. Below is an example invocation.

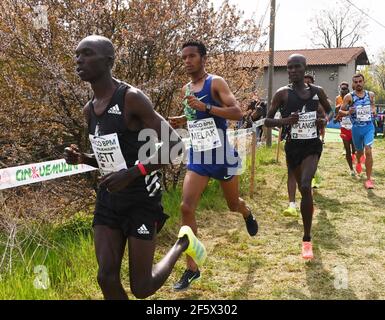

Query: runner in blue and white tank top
[339,73,376,189]
[168,40,258,291]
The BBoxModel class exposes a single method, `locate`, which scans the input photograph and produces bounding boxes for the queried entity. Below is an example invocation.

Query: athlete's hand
[185,95,206,112]
[348,106,355,115]
[168,115,187,128]
[98,167,140,192]
[64,144,83,165]
[282,112,299,125]
[337,109,347,118]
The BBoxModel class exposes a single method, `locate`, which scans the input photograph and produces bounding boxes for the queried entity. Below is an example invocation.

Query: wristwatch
[205,104,212,114]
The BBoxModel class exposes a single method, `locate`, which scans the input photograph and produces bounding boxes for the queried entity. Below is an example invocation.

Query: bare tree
[309,2,368,48]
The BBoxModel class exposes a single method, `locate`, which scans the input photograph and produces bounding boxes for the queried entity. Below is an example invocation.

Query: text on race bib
[341,116,352,129]
[89,133,127,176]
[187,118,222,152]
[291,111,317,140]
[356,105,371,122]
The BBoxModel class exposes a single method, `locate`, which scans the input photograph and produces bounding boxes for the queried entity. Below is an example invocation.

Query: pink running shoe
[302,241,314,260]
[364,179,374,189]
[356,162,362,175]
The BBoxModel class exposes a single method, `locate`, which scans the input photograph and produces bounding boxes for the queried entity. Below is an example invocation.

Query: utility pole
[266,0,276,147]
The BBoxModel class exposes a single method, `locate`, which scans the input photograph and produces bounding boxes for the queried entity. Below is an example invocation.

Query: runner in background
[240,95,266,143]
[339,73,376,189]
[334,82,356,176]
[265,54,331,260]
[282,73,326,216]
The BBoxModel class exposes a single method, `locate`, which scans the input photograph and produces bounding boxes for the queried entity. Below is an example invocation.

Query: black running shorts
[284,138,323,170]
[92,187,169,240]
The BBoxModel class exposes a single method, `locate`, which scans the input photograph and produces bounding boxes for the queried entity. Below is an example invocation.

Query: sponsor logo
[137,224,150,235]
[107,104,122,115]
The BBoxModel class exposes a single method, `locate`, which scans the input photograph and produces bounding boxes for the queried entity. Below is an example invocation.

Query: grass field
[1,135,384,300]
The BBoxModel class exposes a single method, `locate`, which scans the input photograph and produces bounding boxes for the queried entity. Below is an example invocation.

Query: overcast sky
[213,0,385,62]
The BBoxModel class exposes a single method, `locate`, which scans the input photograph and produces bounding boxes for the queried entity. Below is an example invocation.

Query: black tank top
[88,81,162,199]
[280,84,321,141]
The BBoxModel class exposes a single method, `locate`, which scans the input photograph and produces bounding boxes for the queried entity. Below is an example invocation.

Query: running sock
[289,202,296,209]
[303,236,311,242]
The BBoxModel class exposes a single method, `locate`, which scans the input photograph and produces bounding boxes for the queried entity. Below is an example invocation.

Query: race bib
[341,116,352,129]
[356,105,371,122]
[291,111,317,140]
[187,118,222,152]
[89,133,127,176]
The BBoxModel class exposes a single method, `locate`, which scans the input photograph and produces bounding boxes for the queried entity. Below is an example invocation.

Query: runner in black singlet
[265,54,331,260]
[64,35,206,299]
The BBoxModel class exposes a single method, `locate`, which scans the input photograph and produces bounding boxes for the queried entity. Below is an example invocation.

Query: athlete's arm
[185,77,242,120]
[339,93,353,116]
[99,88,184,192]
[64,102,98,168]
[315,104,328,128]
[264,88,299,127]
[317,87,332,116]
[210,77,242,120]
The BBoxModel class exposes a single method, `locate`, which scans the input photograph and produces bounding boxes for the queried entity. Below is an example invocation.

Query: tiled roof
[237,47,369,68]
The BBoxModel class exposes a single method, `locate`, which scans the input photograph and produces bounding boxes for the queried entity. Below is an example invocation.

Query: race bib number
[291,111,317,140]
[341,116,352,129]
[187,118,222,152]
[356,105,371,122]
[89,133,127,176]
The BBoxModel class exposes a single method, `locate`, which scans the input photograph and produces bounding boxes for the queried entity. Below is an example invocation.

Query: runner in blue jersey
[339,73,376,189]
[169,40,258,291]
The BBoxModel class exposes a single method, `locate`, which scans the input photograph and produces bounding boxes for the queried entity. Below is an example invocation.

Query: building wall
[255,62,357,106]
[337,62,356,91]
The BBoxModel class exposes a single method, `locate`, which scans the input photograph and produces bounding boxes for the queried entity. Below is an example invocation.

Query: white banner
[0,159,97,190]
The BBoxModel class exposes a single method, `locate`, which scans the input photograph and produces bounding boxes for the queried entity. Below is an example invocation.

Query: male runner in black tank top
[64,35,207,299]
[265,54,331,260]
[283,74,327,217]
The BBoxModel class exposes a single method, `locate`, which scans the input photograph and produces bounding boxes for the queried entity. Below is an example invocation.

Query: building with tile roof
[238,47,370,103]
